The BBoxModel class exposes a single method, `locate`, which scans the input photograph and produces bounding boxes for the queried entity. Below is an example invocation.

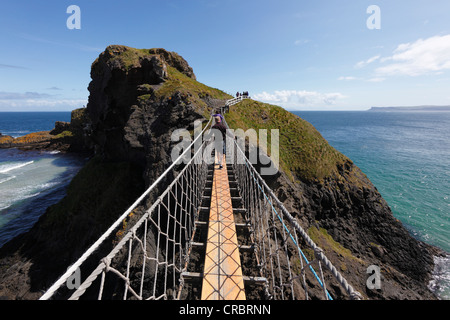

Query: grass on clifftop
[158,66,231,100]
[101,45,151,70]
[154,66,232,113]
[225,99,349,182]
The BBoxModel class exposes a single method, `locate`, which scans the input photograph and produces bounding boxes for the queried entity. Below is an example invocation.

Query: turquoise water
[294,111,450,299]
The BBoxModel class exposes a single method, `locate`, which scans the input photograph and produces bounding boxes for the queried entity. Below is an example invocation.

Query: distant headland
[369,105,450,112]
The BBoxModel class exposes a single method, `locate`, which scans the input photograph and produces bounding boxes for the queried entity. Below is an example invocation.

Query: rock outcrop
[0,108,89,153]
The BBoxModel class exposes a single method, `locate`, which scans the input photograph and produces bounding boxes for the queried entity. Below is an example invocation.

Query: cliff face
[0,46,442,300]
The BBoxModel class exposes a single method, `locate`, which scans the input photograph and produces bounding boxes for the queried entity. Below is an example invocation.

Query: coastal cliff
[0,45,443,300]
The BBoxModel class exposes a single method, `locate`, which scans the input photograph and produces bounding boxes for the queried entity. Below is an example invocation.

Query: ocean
[293,111,450,299]
[0,112,86,248]
[0,111,449,299]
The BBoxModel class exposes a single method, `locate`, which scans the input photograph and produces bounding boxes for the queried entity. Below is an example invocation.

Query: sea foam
[429,255,450,300]
[0,161,34,174]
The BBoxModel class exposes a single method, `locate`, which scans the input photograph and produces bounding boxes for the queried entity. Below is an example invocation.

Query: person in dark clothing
[211,116,228,169]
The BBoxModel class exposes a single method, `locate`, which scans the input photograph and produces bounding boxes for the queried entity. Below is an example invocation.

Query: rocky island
[0,45,445,300]
[0,108,89,153]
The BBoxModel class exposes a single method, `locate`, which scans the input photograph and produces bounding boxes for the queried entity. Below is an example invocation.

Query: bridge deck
[201,158,246,300]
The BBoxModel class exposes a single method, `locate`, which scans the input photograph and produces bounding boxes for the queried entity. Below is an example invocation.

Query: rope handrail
[39,117,212,300]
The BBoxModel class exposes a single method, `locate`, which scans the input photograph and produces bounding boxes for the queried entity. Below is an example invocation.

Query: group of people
[236,91,249,98]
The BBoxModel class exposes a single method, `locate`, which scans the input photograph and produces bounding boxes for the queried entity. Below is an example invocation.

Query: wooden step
[201,158,246,301]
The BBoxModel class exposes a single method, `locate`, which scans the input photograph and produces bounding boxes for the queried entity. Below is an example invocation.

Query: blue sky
[1,0,450,111]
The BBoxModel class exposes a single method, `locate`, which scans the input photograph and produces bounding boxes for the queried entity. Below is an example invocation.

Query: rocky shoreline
[0,45,446,300]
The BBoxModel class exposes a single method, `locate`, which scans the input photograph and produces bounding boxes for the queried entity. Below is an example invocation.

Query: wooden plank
[201,158,246,300]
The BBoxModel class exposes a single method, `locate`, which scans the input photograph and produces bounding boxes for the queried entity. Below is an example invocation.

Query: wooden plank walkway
[201,159,246,300]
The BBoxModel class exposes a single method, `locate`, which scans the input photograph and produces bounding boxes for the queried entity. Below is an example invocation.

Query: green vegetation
[52,130,74,139]
[158,66,231,101]
[153,66,232,116]
[102,45,151,70]
[225,99,349,181]
[307,226,364,265]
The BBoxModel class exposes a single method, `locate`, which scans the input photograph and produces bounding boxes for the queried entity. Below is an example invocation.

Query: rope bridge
[39,100,362,300]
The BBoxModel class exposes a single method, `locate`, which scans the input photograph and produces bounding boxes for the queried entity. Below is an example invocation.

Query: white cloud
[20,33,103,52]
[294,39,310,46]
[338,76,358,81]
[337,76,385,83]
[0,90,87,111]
[0,63,29,70]
[376,34,450,76]
[355,55,381,69]
[366,77,386,83]
[253,90,346,108]
[0,98,87,111]
[0,91,52,100]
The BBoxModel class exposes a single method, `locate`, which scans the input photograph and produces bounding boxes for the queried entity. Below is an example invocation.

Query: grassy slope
[225,99,350,182]
[154,66,232,106]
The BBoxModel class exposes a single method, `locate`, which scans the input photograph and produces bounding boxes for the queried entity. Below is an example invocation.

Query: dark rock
[50,121,70,135]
